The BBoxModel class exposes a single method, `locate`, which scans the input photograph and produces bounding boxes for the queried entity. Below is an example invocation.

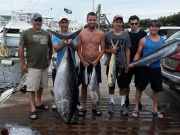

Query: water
[0,60,22,93]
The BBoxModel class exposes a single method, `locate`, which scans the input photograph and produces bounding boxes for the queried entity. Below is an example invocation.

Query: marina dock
[0,66,180,135]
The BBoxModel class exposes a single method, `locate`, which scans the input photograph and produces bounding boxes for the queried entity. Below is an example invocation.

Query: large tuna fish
[108,40,119,87]
[54,47,79,124]
[129,39,180,67]
[0,123,41,135]
[88,67,100,107]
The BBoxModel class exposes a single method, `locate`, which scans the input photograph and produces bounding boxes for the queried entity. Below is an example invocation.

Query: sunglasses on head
[130,23,138,25]
[34,18,42,22]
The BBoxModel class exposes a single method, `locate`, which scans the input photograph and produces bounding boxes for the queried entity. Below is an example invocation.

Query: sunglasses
[34,18,42,22]
[130,23,138,25]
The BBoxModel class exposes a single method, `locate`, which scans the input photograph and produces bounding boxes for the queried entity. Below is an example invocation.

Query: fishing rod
[0,73,27,104]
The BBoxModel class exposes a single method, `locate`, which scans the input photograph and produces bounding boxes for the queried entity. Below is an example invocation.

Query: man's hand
[111,47,119,54]
[82,60,89,68]
[128,63,134,68]
[67,39,73,45]
[125,66,129,73]
[21,63,28,73]
[91,59,98,67]
[62,39,68,45]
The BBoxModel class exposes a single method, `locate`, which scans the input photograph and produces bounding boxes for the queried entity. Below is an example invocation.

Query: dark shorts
[127,66,144,86]
[78,62,102,85]
[106,66,129,89]
[135,66,162,92]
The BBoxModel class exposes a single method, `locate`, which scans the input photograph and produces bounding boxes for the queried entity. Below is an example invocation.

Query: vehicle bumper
[161,68,180,85]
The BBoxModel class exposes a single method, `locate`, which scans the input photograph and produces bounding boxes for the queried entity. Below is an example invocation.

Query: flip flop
[78,109,87,117]
[36,104,49,110]
[92,108,102,116]
[29,111,37,120]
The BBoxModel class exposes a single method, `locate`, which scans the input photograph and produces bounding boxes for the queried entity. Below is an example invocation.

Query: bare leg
[27,91,36,112]
[153,91,159,112]
[81,84,87,110]
[134,88,142,111]
[35,87,43,106]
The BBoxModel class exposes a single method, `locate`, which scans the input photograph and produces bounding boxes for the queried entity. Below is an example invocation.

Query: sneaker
[125,97,129,108]
[108,103,115,113]
[120,104,128,115]
[152,111,164,118]
[52,103,57,110]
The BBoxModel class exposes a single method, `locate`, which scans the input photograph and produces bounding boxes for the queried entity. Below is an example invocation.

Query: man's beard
[88,23,96,29]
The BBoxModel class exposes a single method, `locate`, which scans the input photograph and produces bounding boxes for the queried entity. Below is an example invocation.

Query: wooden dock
[0,66,180,135]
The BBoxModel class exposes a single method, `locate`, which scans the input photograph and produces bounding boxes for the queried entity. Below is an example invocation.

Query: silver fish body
[1,123,41,135]
[83,68,88,86]
[88,67,100,106]
[130,39,180,67]
[54,47,79,124]
[108,40,118,87]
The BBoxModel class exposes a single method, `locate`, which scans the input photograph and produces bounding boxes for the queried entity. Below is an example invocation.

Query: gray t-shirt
[20,28,52,69]
[105,30,131,66]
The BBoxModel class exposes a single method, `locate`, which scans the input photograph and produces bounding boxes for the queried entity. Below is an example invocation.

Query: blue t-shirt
[143,36,165,68]
[51,32,78,68]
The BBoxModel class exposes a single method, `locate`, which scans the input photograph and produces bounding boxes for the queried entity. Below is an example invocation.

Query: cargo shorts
[26,68,48,91]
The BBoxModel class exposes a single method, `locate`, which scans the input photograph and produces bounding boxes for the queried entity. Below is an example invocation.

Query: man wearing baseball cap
[19,13,53,120]
[105,15,131,115]
[51,16,78,110]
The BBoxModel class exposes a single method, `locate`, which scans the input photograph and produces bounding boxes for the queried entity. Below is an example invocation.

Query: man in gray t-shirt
[105,15,131,115]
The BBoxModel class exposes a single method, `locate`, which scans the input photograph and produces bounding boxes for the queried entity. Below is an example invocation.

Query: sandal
[29,111,37,120]
[152,111,164,118]
[0,127,9,135]
[132,110,139,118]
[92,108,102,116]
[36,104,49,110]
[78,109,87,117]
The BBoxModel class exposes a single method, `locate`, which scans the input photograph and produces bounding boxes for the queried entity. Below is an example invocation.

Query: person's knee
[109,87,115,94]
[119,88,126,95]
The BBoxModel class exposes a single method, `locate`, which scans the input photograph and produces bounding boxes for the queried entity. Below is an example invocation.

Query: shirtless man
[77,12,105,116]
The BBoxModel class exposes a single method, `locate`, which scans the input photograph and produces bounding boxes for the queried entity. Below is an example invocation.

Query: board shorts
[127,66,144,86]
[135,66,162,92]
[106,65,129,94]
[78,62,102,86]
[26,68,48,91]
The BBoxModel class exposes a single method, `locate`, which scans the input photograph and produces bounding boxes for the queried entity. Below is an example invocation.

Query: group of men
[19,12,164,120]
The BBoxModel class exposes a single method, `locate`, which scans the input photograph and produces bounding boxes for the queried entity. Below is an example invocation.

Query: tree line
[124,12,180,29]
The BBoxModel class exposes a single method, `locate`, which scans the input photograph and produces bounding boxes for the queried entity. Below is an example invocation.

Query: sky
[0,0,180,24]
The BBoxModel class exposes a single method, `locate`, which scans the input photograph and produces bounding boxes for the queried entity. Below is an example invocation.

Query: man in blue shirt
[51,17,78,109]
[129,20,164,118]
[52,17,78,69]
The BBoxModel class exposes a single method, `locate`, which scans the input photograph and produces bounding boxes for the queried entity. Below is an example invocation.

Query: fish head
[1,123,41,135]
[56,99,75,123]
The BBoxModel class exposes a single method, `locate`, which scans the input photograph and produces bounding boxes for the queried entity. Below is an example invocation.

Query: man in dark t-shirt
[126,15,147,108]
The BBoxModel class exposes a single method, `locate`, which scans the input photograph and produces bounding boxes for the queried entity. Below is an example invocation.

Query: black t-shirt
[128,30,147,62]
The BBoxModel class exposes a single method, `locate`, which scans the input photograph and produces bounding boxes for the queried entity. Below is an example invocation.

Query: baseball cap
[113,15,123,22]
[59,15,69,23]
[32,13,42,20]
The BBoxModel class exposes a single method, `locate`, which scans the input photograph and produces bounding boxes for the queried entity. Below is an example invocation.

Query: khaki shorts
[26,68,48,91]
